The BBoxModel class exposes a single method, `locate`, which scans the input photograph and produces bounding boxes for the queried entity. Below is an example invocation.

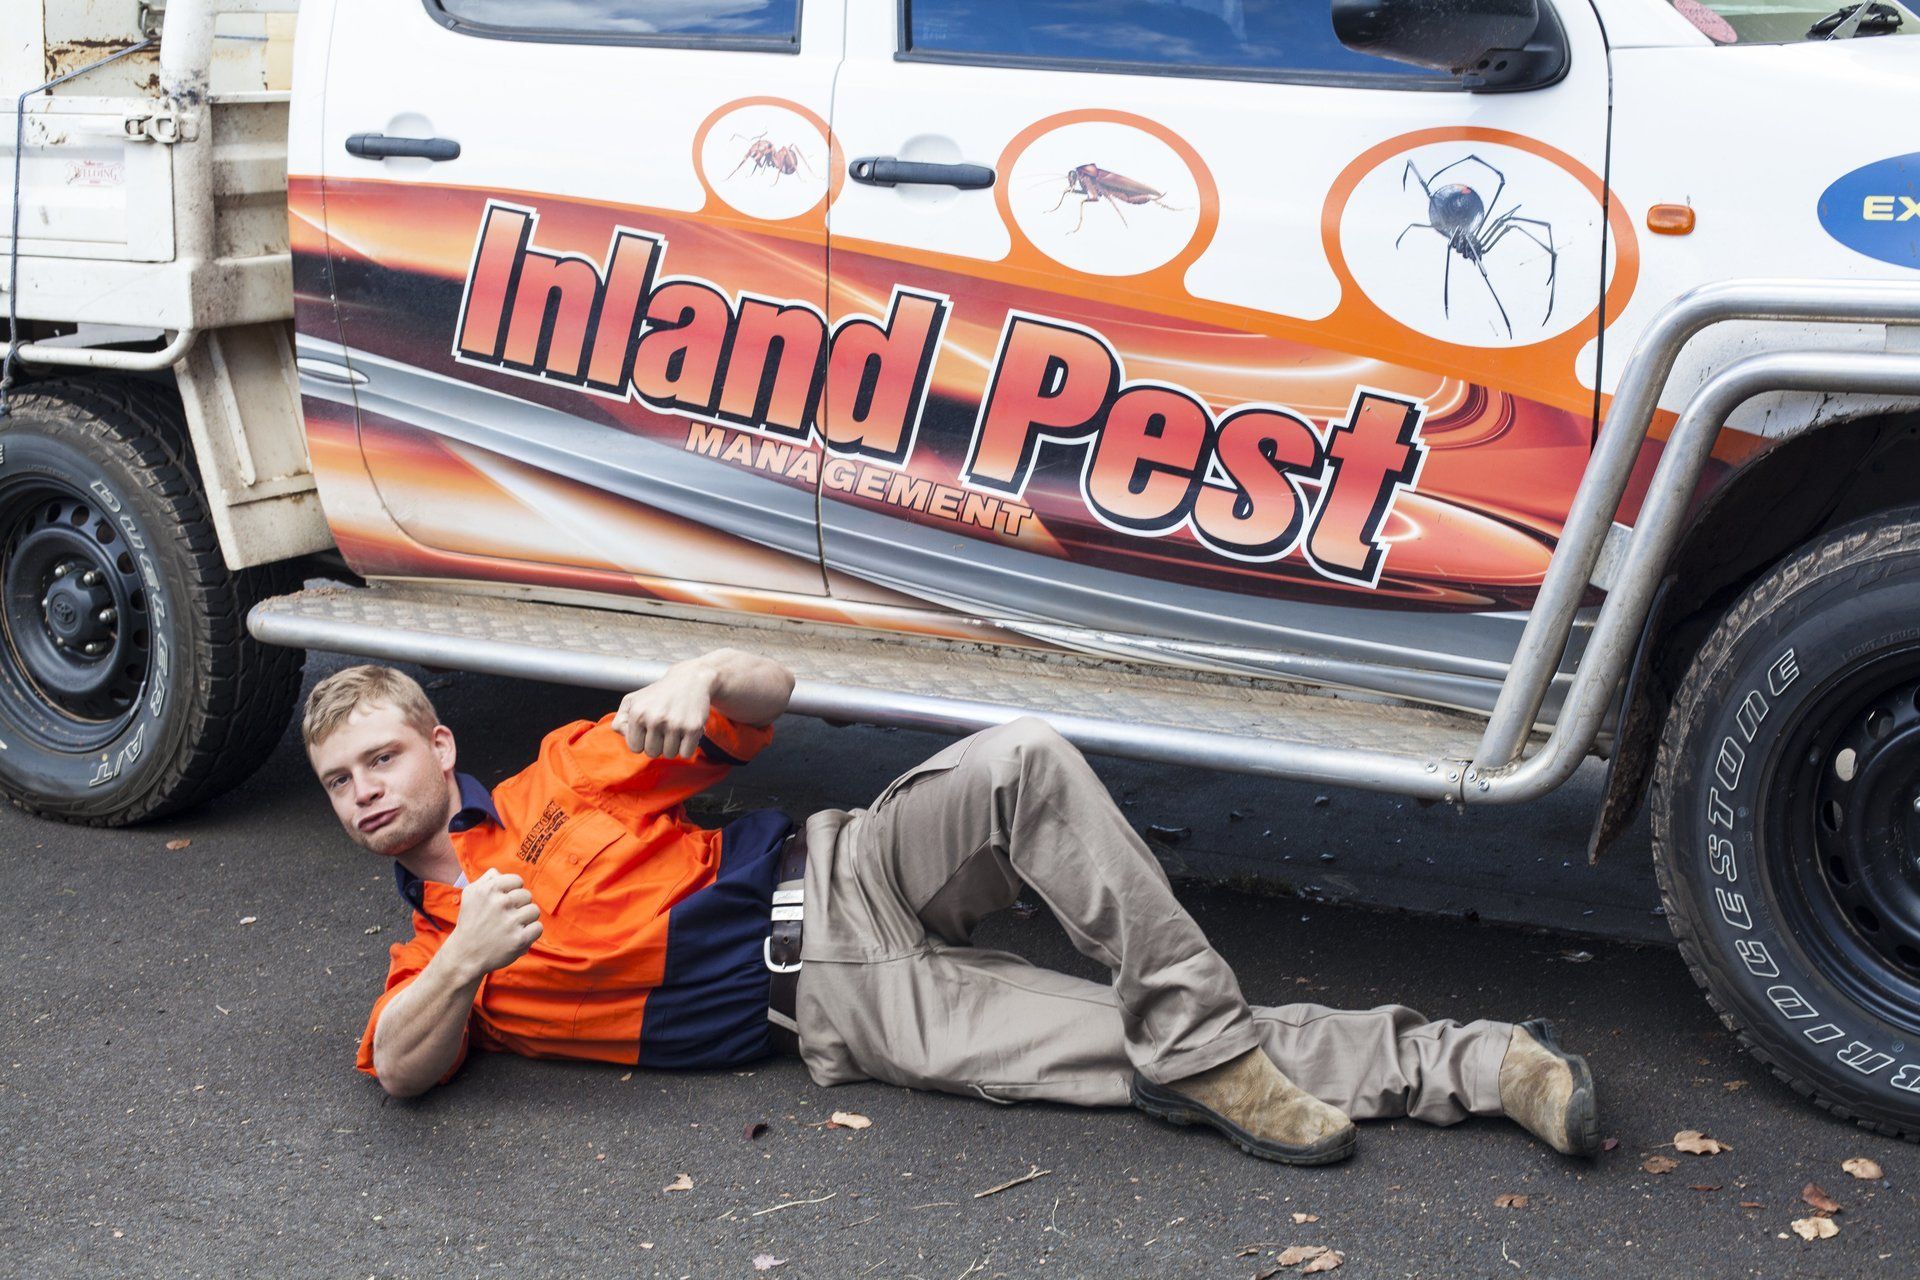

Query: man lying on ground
[306,651,1599,1165]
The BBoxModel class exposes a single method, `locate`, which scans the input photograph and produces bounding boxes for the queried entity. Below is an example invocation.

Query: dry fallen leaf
[1291,1213,1319,1224]
[1276,1245,1328,1266]
[1689,1184,1722,1193]
[1843,1158,1884,1181]
[829,1111,872,1130]
[1801,1183,1842,1215]
[1674,1130,1729,1155]
[165,838,191,851]
[1601,1138,1620,1152]
[752,1256,786,1271]
[1301,1252,1345,1274]
[1740,1201,1764,1209]
[1644,1155,1679,1175]
[1723,1080,1748,1092]
[662,1174,693,1193]
[1790,1216,1839,1241]
[1494,1194,1529,1209]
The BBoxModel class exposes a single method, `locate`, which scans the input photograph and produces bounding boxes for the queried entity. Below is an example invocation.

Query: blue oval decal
[1819,153,1920,270]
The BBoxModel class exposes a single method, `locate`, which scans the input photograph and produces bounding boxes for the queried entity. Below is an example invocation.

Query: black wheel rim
[0,476,153,751]
[1765,645,1920,1034]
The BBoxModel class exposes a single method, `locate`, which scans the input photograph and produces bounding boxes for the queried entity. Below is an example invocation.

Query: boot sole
[1130,1074,1357,1166]
[1520,1018,1601,1158]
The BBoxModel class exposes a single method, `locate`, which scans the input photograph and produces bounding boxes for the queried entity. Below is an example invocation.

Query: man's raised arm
[371,869,542,1097]
[612,649,795,760]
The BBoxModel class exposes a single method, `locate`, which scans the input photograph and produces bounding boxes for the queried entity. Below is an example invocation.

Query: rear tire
[1653,511,1920,1140]
[0,379,303,825]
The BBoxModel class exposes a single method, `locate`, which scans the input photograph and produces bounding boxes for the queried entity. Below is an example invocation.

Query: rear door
[819,0,1626,709]
[303,0,842,601]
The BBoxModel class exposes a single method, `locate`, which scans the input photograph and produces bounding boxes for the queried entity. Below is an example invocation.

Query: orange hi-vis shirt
[355,709,790,1081]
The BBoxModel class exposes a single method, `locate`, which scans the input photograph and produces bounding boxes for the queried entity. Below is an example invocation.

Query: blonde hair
[302,664,440,753]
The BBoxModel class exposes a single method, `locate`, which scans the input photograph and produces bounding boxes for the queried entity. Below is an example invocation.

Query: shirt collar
[448,771,499,832]
[393,773,497,911]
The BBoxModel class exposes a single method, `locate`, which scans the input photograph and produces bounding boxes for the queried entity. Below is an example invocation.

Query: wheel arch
[1588,406,1920,859]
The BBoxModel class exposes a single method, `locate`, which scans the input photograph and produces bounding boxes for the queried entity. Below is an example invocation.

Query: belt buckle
[763,936,802,975]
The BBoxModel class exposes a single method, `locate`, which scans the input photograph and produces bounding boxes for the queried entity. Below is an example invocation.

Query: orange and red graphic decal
[962,312,1428,587]
[455,200,948,466]
[451,197,1433,589]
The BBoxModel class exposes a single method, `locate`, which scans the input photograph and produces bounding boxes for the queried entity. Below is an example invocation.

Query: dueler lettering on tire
[1654,511,1920,1140]
[0,380,302,825]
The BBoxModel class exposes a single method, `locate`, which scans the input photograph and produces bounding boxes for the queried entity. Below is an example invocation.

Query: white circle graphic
[1340,142,1609,349]
[701,104,828,221]
[1009,123,1200,276]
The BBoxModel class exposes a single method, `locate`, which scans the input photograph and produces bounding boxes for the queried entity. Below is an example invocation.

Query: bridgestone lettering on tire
[1653,510,1920,1141]
[0,379,303,825]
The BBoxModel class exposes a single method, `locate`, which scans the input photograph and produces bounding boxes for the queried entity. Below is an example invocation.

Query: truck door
[820,0,1629,709]
[299,0,841,601]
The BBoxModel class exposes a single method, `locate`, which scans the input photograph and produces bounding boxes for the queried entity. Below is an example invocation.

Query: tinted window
[906,0,1440,80]
[432,0,799,42]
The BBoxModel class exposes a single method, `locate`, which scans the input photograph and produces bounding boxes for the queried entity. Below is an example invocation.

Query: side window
[429,0,801,45]
[905,0,1448,83]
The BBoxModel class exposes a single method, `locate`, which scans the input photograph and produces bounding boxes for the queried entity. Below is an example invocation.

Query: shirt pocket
[519,806,626,919]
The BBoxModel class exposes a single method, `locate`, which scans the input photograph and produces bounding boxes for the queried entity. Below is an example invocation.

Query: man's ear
[430,724,456,772]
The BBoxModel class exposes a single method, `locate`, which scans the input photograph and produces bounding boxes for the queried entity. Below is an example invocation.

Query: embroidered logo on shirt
[518,801,568,865]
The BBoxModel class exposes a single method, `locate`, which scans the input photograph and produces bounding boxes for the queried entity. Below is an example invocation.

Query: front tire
[0,379,303,824]
[1653,511,1920,1140]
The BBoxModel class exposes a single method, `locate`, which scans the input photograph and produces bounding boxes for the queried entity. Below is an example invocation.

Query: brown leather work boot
[1498,1019,1599,1157]
[1131,1047,1357,1165]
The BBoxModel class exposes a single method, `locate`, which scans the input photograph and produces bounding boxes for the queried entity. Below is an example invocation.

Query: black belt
[766,829,805,1057]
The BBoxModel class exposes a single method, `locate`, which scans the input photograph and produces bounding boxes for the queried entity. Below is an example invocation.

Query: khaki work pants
[794,718,1512,1123]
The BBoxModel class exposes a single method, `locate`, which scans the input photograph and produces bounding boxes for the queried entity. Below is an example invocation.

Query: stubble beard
[351,795,449,859]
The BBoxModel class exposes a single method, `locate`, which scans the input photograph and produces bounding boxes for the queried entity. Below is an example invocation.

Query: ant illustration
[1395,155,1557,339]
[1042,163,1184,234]
[726,131,818,184]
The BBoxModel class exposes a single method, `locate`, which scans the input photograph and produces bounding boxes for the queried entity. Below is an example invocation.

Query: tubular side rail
[1473,348,1920,803]
[1475,278,1920,773]
[2,330,196,371]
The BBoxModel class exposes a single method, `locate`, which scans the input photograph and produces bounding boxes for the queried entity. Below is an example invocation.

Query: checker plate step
[249,585,1490,796]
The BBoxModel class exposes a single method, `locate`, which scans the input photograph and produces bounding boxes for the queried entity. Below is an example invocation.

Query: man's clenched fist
[612,659,717,760]
[447,869,541,978]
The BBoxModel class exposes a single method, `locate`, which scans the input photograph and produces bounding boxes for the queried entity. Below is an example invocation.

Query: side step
[249,585,1485,798]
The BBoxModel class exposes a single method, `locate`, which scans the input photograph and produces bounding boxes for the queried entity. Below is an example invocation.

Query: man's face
[310,701,456,858]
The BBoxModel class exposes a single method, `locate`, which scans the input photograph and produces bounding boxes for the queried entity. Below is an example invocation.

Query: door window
[428,0,801,45]
[904,0,1449,82]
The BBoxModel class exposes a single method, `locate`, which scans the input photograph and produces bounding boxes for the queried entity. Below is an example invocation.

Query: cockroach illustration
[1395,155,1557,339]
[726,131,818,184]
[1044,162,1184,234]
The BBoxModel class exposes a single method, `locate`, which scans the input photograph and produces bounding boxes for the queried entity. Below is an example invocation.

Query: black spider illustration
[1394,155,1557,339]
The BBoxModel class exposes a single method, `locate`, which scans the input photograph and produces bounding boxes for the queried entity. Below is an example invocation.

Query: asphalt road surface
[4,652,1913,1278]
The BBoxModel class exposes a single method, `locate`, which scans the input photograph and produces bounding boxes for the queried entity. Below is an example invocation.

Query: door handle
[345,133,461,161]
[848,157,995,190]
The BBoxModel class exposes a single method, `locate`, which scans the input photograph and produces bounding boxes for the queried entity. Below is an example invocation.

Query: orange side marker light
[1647,204,1696,236]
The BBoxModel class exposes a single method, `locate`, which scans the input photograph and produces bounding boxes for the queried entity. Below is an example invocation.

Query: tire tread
[1652,513,1920,1143]
[0,378,303,825]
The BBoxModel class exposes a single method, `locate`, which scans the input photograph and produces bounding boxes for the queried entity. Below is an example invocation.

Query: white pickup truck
[5,0,1920,1136]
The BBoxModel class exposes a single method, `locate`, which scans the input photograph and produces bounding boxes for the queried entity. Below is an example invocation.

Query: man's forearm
[693,648,794,728]
[370,940,485,1097]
